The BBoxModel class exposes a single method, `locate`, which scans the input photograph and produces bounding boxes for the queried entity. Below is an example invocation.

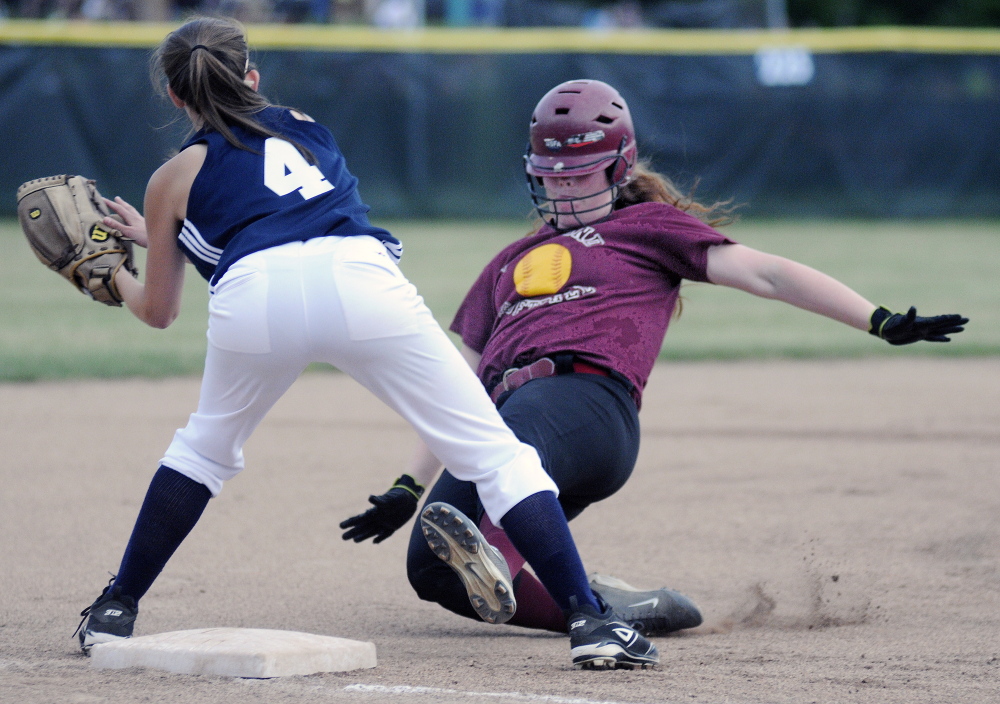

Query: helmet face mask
[524,79,637,226]
[524,146,630,228]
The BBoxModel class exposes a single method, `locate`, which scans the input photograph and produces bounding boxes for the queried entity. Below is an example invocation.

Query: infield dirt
[1,358,997,703]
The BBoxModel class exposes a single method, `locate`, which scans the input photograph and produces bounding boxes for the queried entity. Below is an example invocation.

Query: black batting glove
[869,306,968,345]
[340,474,425,544]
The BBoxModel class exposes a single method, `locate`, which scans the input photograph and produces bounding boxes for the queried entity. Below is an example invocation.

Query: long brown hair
[151,16,315,162]
[615,160,736,227]
[619,160,737,318]
[529,159,736,234]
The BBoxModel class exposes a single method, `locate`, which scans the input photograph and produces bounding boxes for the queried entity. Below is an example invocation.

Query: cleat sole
[421,503,516,625]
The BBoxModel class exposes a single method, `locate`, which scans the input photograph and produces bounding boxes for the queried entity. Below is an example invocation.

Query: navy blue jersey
[178,106,401,284]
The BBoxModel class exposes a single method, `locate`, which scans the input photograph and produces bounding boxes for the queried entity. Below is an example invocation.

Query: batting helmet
[524,79,637,225]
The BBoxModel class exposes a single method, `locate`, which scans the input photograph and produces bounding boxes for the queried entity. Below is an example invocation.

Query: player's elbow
[148,316,174,329]
[143,304,179,329]
[727,260,786,300]
[752,259,789,299]
[149,311,178,329]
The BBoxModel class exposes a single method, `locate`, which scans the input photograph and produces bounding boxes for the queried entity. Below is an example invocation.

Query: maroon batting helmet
[524,79,637,225]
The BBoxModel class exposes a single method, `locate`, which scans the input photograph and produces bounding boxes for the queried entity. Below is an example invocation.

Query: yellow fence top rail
[2,21,1000,54]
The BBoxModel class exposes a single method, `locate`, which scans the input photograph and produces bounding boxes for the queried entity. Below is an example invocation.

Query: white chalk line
[343,683,658,704]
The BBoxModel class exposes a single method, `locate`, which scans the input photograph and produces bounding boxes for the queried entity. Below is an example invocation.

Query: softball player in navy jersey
[342,79,968,639]
[76,21,659,670]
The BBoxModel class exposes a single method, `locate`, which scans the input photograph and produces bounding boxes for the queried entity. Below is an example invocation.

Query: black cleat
[420,502,516,625]
[568,598,659,670]
[74,580,137,654]
[589,573,702,636]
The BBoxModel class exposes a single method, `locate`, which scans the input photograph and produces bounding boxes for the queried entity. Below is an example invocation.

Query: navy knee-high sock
[499,491,599,614]
[112,465,212,603]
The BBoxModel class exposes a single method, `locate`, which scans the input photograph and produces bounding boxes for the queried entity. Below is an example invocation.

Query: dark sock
[498,491,598,614]
[508,570,569,632]
[113,465,211,603]
[479,513,566,631]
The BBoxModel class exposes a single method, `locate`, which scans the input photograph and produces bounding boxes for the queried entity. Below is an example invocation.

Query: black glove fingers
[343,524,377,542]
[913,318,966,337]
[873,305,969,346]
[341,476,424,544]
[340,505,378,537]
[915,314,964,326]
[354,529,379,542]
[339,513,364,530]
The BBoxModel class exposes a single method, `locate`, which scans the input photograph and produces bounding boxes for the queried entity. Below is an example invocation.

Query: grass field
[2,217,996,381]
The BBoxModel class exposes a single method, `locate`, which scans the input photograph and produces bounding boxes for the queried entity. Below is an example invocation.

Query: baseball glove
[16,175,138,307]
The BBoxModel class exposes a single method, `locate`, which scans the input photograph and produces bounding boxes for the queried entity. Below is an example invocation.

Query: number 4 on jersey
[264,138,334,200]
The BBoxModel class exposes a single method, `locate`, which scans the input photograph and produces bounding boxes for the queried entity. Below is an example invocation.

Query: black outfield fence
[2,23,999,218]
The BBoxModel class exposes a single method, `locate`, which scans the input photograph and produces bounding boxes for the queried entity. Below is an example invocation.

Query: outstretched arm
[704,243,968,344]
[705,243,876,329]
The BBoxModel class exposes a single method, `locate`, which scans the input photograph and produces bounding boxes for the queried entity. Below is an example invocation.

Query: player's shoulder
[150,144,206,192]
[146,144,207,222]
[268,106,328,133]
[289,109,316,122]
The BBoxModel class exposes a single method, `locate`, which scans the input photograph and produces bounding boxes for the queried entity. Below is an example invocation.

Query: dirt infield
[1,358,998,704]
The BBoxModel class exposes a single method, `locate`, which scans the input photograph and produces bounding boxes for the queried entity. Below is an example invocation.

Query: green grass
[2,217,996,381]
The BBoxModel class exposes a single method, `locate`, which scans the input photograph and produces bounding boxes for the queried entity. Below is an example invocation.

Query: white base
[89,627,377,678]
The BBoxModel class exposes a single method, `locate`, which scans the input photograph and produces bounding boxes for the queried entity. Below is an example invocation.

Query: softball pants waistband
[160,235,557,523]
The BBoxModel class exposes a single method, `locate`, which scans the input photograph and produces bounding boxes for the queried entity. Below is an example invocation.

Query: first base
[89,627,377,678]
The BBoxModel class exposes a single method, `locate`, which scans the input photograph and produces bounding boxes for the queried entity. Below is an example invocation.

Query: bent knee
[161,431,245,498]
[406,559,450,603]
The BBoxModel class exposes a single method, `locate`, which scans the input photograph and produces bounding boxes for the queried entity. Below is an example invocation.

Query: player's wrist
[868,306,893,338]
[391,474,424,500]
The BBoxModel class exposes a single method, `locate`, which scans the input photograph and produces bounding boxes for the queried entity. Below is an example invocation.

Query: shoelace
[72,575,116,639]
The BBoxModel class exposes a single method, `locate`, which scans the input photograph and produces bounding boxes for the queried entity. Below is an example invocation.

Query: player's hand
[340,474,424,543]
[870,306,968,345]
[103,196,148,248]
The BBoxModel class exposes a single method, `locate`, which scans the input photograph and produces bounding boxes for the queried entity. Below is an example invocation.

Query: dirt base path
[1,358,998,703]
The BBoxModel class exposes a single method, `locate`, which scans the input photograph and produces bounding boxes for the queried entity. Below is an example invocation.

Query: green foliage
[1,217,996,382]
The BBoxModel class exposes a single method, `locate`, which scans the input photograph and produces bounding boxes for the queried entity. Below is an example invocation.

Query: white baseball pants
[161,235,557,522]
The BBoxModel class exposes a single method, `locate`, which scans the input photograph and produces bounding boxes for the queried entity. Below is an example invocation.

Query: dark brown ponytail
[152,16,315,162]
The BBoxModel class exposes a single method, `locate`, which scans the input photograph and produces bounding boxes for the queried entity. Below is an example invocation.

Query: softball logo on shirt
[513,243,572,297]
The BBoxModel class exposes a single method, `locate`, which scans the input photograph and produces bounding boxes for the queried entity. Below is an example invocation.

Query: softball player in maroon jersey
[76,24,658,670]
[342,79,968,640]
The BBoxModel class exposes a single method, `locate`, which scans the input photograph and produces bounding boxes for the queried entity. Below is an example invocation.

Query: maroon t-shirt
[450,202,736,408]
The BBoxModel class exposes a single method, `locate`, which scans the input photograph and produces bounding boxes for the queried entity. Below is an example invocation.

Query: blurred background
[1,1,998,219]
[2,0,999,28]
[1,2,997,379]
